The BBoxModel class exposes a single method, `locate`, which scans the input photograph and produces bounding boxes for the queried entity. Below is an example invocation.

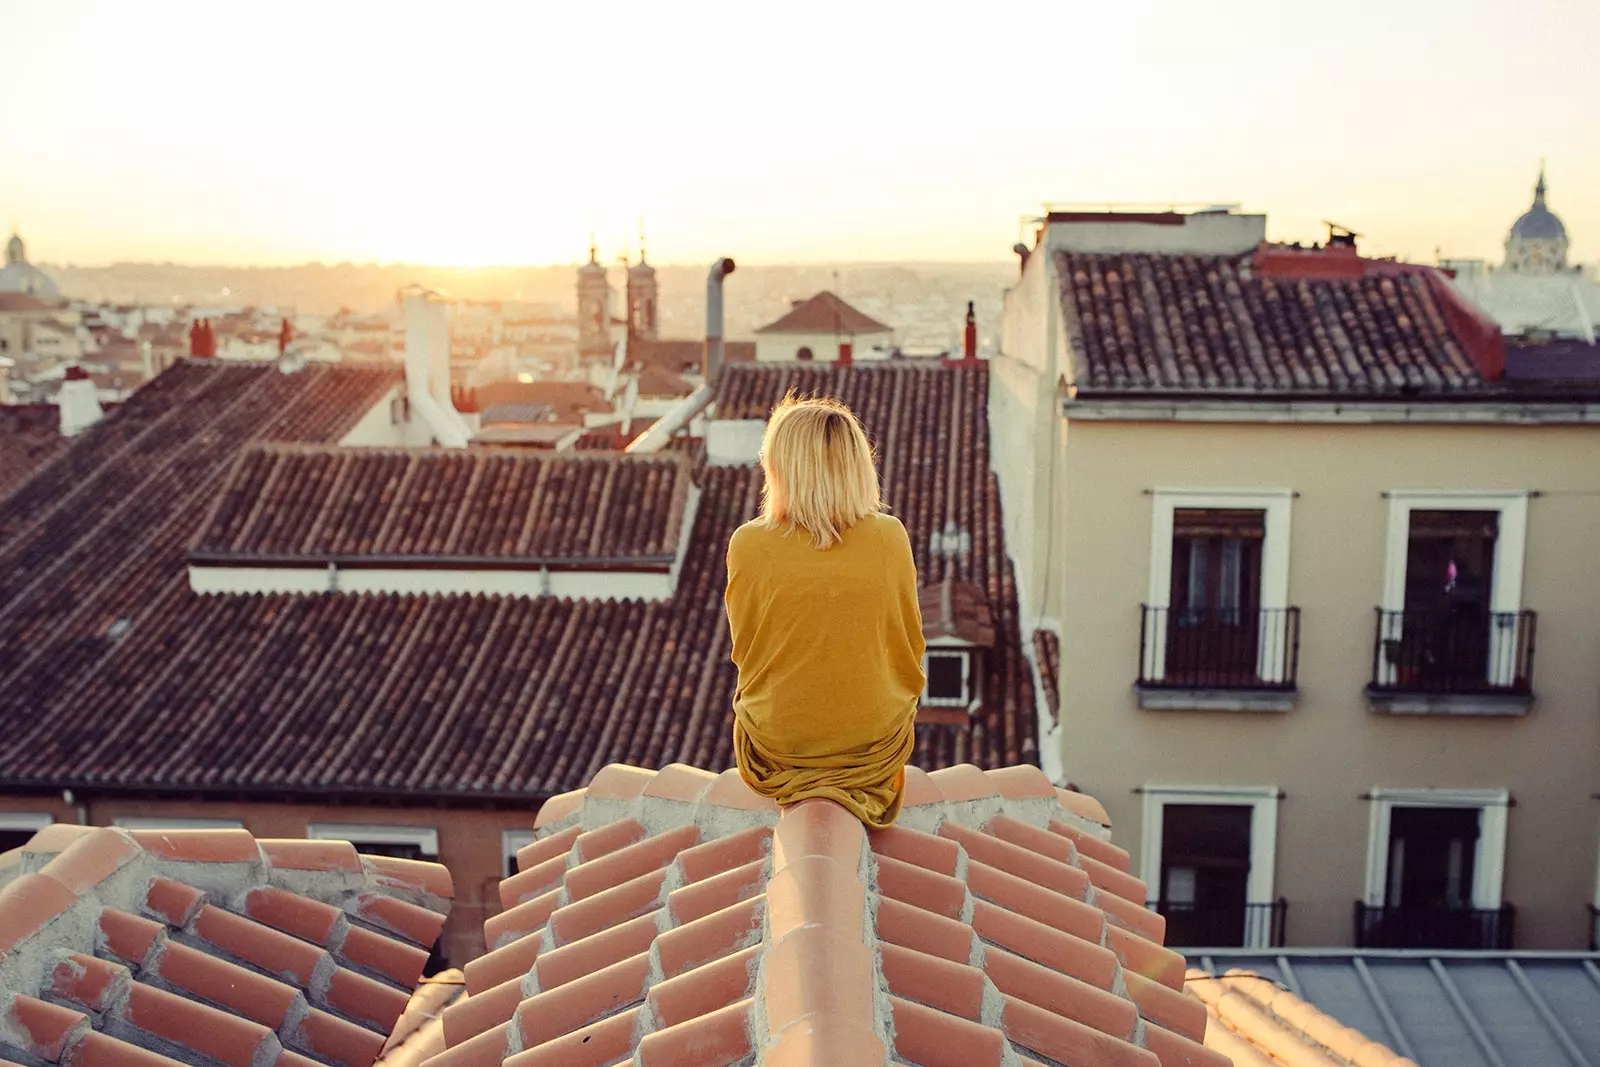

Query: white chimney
[401,287,470,448]
[59,366,103,437]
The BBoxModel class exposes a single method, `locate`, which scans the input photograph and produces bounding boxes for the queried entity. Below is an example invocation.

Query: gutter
[186,550,678,572]
[0,778,560,811]
[626,257,736,452]
[1065,393,1600,425]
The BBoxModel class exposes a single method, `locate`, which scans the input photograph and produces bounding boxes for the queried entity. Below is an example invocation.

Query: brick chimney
[59,365,103,437]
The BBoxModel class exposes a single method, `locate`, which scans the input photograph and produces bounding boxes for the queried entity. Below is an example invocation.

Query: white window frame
[1362,787,1508,909]
[503,829,536,878]
[308,822,439,858]
[922,645,972,707]
[1146,489,1294,684]
[1379,491,1529,687]
[1139,785,1280,949]
[0,812,53,839]
[113,816,245,830]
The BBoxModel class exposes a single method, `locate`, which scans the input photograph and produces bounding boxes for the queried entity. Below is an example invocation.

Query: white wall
[755,330,893,363]
[189,564,679,601]
[338,385,436,448]
[1043,211,1266,256]
[707,419,766,466]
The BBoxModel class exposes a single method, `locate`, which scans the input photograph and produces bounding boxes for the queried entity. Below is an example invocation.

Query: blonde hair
[758,392,881,549]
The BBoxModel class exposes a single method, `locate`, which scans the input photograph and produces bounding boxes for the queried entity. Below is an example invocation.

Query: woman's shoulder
[729,518,778,557]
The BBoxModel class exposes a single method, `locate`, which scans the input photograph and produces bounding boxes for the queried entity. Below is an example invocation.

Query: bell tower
[576,235,613,365]
[626,224,659,341]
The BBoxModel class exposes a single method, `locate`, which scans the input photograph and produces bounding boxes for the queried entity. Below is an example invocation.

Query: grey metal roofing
[1195,949,1600,1067]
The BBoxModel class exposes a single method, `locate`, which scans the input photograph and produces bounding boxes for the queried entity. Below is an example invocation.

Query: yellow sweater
[725,511,926,828]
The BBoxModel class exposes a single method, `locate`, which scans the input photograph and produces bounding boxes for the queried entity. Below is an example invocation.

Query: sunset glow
[2,0,1596,267]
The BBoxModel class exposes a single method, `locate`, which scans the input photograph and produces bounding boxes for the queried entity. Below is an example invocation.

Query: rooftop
[0,824,453,1066]
[0,405,68,501]
[428,761,1222,1067]
[755,292,892,336]
[0,358,1038,803]
[1056,248,1503,397]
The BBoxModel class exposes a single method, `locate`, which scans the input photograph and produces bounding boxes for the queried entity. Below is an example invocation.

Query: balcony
[1150,899,1287,949]
[1353,901,1515,950]
[1366,608,1536,716]
[1590,904,1598,952]
[1137,606,1300,711]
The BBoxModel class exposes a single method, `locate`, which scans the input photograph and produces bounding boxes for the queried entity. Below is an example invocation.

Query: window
[1145,490,1293,685]
[796,346,814,361]
[307,823,439,860]
[923,651,970,706]
[1379,493,1529,690]
[503,829,535,880]
[1140,786,1279,949]
[0,812,52,854]
[113,816,245,831]
[1363,788,1507,910]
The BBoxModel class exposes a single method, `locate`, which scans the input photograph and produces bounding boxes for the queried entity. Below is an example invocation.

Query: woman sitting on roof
[724,393,925,829]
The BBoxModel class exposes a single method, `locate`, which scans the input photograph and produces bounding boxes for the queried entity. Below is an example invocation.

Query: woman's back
[726,511,925,755]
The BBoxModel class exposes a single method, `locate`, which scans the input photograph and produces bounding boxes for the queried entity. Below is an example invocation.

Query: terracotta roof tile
[1056,250,1487,396]
[0,361,1035,801]
[1186,969,1416,1067]
[430,761,1222,1066]
[0,406,67,503]
[628,339,757,377]
[755,291,891,336]
[0,824,453,1067]
[1033,629,1061,725]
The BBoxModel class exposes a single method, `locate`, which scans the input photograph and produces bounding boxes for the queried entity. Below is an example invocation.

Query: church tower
[576,236,614,365]
[625,226,659,341]
[1504,163,1570,273]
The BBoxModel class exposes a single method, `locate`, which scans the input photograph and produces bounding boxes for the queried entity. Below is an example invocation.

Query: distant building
[754,290,893,363]
[0,232,63,303]
[1445,164,1598,343]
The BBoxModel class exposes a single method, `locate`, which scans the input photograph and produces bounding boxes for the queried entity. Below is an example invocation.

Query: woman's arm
[885,516,927,671]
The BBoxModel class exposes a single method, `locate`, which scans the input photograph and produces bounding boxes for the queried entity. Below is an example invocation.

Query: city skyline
[2,0,1596,269]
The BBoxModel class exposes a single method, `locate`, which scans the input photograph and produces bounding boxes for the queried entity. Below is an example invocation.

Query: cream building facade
[996,206,1600,951]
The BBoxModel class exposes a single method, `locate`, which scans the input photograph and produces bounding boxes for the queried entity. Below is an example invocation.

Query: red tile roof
[1187,970,1415,1067]
[1056,250,1488,395]
[1033,630,1061,726]
[0,405,67,502]
[428,761,1221,1067]
[194,447,692,564]
[467,381,611,423]
[629,339,757,376]
[0,359,1036,802]
[755,291,891,336]
[0,293,56,313]
[0,824,452,1067]
[920,575,997,646]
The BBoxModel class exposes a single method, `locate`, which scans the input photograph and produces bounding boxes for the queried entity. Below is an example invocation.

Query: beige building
[996,206,1600,951]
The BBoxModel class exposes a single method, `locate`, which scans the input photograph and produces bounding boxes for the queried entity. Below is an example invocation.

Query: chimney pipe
[963,301,977,361]
[703,257,736,382]
[59,365,103,437]
[628,256,736,454]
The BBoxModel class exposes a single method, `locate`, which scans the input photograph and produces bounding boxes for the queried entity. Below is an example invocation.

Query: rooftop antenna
[638,217,647,264]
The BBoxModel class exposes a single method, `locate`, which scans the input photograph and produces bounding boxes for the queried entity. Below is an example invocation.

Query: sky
[1,0,1596,268]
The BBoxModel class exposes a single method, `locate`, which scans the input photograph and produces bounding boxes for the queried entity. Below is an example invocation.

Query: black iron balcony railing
[1589,904,1598,952]
[1149,899,1287,949]
[1353,901,1515,950]
[1369,608,1536,695]
[1138,606,1300,690]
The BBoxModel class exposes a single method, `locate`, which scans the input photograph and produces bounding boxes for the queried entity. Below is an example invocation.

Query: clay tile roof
[373,970,465,1066]
[1033,629,1061,725]
[1186,969,1416,1067]
[0,293,55,313]
[0,405,67,503]
[470,380,611,423]
[1055,249,1490,396]
[0,359,1034,801]
[755,291,892,336]
[0,824,453,1067]
[429,761,1219,1067]
[193,447,692,565]
[629,339,757,376]
[919,576,996,647]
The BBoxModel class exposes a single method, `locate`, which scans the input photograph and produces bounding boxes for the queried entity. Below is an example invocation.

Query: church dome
[1504,166,1570,273]
[0,232,63,302]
